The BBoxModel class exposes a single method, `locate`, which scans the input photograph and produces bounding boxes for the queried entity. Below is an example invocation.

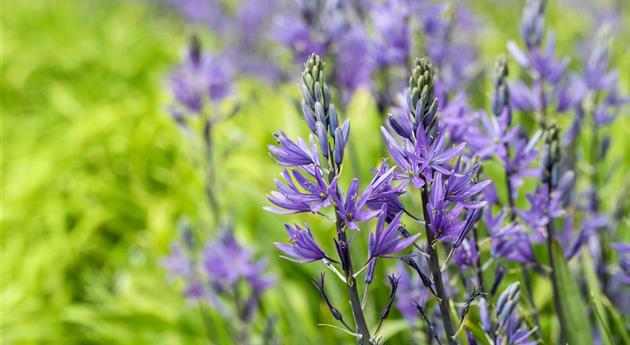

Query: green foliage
[551,242,593,345]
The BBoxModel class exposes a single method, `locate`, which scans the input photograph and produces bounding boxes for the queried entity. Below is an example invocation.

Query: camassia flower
[265,168,330,214]
[444,159,491,208]
[168,37,232,116]
[382,125,466,187]
[364,162,406,221]
[368,207,419,259]
[268,132,320,167]
[490,223,537,264]
[275,224,330,263]
[453,238,479,268]
[329,178,381,230]
[427,173,485,245]
[163,226,273,314]
[202,231,274,294]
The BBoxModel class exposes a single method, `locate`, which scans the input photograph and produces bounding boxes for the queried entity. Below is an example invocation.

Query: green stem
[420,187,456,345]
[503,142,542,339]
[543,152,566,343]
[203,118,220,225]
[589,104,609,293]
[472,228,484,293]
[325,143,371,345]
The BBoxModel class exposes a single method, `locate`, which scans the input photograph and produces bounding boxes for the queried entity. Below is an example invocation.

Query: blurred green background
[2,0,629,344]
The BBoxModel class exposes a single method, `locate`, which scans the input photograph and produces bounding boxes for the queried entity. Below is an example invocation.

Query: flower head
[168,38,232,115]
[268,132,320,167]
[427,173,483,245]
[453,239,479,269]
[368,207,419,259]
[265,168,330,214]
[364,162,406,221]
[490,223,537,264]
[443,159,490,208]
[202,231,273,294]
[330,178,380,230]
[275,224,329,263]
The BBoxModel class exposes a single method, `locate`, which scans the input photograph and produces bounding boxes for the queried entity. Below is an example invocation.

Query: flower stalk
[543,125,566,342]
[420,186,457,345]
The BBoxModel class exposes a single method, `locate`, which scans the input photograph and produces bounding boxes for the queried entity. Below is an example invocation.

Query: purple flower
[370,0,411,68]
[427,173,466,243]
[503,313,538,345]
[202,231,273,293]
[506,130,541,191]
[491,223,537,264]
[329,178,380,230]
[273,15,325,64]
[453,239,479,269]
[368,208,419,259]
[611,243,630,285]
[444,159,490,208]
[268,132,320,167]
[364,163,406,221]
[519,0,545,49]
[414,3,480,94]
[275,224,329,263]
[381,127,425,188]
[162,243,193,281]
[265,168,330,214]
[440,94,479,144]
[168,41,232,115]
[387,97,415,141]
[383,125,465,186]
[561,213,608,260]
[509,80,540,112]
[335,24,374,104]
[466,110,519,160]
[584,29,617,91]
[394,261,430,321]
[509,31,569,86]
[516,182,566,243]
[556,74,587,112]
[411,127,466,180]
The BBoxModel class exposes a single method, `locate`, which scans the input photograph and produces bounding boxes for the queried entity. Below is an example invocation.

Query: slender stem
[420,187,456,345]
[520,268,543,340]
[503,142,542,339]
[337,218,371,344]
[197,301,217,344]
[537,75,548,130]
[547,221,565,342]
[472,228,484,293]
[325,142,371,344]
[203,118,220,224]
[589,103,609,293]
[544,160,566,343]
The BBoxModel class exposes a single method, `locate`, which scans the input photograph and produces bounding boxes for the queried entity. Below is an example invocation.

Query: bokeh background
[2,0,629,344]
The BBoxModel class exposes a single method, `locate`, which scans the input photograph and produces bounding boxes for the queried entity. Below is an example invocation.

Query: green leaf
[551,242,593,345]
[581,250,613,345]
[600,295,630,344]
[375,319,410,343]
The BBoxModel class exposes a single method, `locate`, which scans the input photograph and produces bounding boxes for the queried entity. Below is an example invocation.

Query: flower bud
[312,273,345,322]
[328,104,339,131]
[333,127,345,165]
[316,121,329,158]
[520,0,545,49]
[302,100,317,133]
